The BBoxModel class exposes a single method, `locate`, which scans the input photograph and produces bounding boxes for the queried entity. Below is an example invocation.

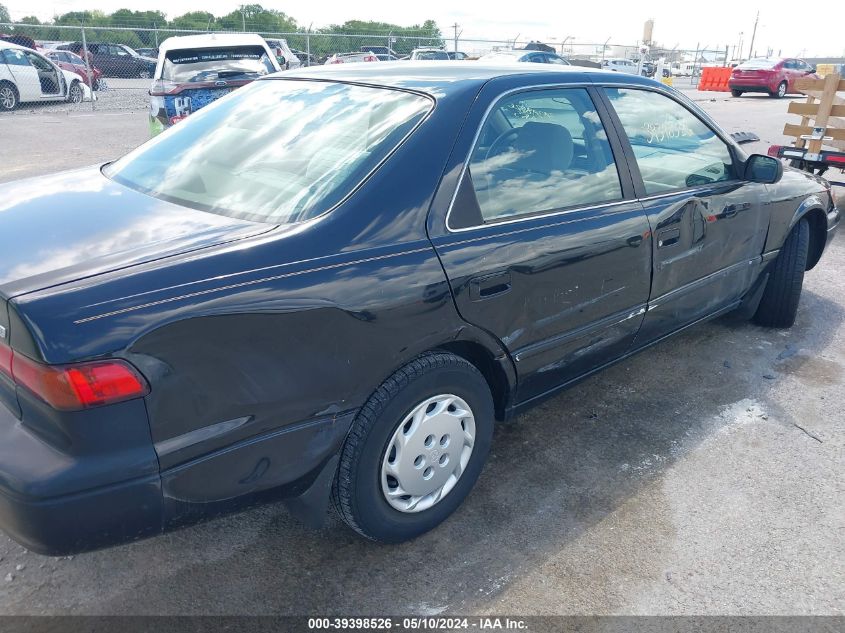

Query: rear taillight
[0,343,11,378]
[149,79,179,96]
[0,342,148,411]
[364,55,377,62]
[329,58,343,64]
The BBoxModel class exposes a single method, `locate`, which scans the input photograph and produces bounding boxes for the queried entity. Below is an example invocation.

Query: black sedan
[0,64,839,554]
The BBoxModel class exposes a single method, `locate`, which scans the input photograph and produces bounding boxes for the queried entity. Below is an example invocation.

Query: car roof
[482,50,530,57]
[158,33,268,54]
[0,41,35,51]
[272,61,658,96]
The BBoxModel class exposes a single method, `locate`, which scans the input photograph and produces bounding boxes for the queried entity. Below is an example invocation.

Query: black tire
[770,81,787,98]
[67,81,84,103]
[332,351,494,543]
[0,81,18,111]
[753,219,809,328]
[731,89,743,97]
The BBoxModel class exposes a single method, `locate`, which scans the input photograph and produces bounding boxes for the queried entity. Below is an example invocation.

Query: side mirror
[745,154,783,184]
[277,55,286,67]
[808,66,817,74]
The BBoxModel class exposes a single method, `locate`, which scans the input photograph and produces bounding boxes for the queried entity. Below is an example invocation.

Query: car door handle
[722,202,751,218]
[657,227,680,248]
[469,271,512,301]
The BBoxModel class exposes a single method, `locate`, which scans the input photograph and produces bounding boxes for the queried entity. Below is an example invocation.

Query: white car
[0,41,91,111]
[602,58,639,74]
[324,52,379,65]
[264,38,301,70]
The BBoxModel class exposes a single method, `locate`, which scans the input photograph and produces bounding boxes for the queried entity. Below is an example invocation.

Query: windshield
[163,46,276,82]
[105,79,432,223]
[737,58,778,69]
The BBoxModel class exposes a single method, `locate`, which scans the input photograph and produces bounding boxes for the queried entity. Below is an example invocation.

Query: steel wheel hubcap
[0,87,13,108]
[381,394,476,513]
[779,84,786,96]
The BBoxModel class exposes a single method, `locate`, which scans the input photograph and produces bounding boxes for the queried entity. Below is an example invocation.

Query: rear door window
[458,87,623,224]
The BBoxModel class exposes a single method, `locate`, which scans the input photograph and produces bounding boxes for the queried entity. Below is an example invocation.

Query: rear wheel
[332,352,494,543]
[0,82,18,111]
[731,89,743,97]
[753,219,809,328]
[771,81,787,98]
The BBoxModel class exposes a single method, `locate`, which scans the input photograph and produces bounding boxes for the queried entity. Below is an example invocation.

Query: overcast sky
[8,0,844,57]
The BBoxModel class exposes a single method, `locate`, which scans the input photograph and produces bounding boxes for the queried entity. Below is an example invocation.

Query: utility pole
[748,11,759,59]
[451,23,460,53]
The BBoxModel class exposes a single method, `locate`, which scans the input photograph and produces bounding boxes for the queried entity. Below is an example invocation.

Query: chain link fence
[0,21,730,114]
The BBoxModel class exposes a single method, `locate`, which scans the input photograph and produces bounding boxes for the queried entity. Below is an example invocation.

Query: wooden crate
[784,74,845,153]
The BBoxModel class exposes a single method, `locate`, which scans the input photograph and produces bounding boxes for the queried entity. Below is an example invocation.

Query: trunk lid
[0,166,270,299]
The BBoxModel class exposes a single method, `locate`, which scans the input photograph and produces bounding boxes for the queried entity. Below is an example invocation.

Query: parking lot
[0,87,843,616]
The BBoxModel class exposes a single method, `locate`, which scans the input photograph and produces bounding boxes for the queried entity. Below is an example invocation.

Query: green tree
[317,19,443,56]
[110,9,167,28]
[169,11,217,32]
[218,4,297,33]
[55,10,111,27]
[0,4,9,23]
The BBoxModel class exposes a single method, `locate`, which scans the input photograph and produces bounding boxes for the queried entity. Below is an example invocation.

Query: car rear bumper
[0,396,354,555]
[0,472,163,556]
[0,399,163,555]
[728,81,777,93]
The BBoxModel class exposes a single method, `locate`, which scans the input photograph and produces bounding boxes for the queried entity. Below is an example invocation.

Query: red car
[729,57,817,98]
[44,50,103,90]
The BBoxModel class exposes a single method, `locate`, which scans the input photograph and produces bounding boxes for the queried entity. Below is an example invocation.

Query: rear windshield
[105,79,432,223]
[163,46,276,82]
[737,58,778,70]
[414,50,449,60]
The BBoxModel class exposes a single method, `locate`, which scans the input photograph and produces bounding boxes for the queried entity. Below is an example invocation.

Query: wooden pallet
[784,73,845,155]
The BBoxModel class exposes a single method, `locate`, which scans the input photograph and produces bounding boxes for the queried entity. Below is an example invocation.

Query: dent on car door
[429,85,652,403]
[601,87,768,343]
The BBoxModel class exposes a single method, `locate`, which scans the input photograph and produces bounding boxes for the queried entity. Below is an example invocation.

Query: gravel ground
[0,84,842,616]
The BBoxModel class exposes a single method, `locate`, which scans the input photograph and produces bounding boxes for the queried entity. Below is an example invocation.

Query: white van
[148,33,280,135]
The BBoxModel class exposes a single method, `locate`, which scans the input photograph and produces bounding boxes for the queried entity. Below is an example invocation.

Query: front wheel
[753,219,809,328]
[67,81,84,103]
[771,81,787,98]
[332,352,494,543]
